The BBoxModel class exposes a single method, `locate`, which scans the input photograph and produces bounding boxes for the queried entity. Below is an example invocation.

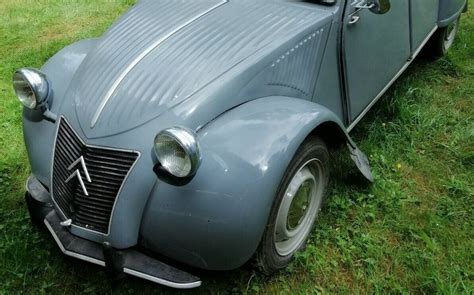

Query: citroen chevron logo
[65,156,92,196]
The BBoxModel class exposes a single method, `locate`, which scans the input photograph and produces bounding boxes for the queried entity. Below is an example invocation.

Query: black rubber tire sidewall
[25,192,53,227]
[255,136,330,274]
[423,18,460,60]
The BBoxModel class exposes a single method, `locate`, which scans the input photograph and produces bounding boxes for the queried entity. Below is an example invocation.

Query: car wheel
[255,136,329,274]
[424,17,460,60]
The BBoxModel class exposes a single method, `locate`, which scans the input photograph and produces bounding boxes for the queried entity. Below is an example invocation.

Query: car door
[410,0,439,54]
[343,0,411,125]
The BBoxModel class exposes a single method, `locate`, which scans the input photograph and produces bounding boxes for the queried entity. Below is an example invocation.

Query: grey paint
[21,0,464,271]
[69,0,334,138]
[140,97,350,270]
[344,0,411,120]
[438,0,466,27]
[24,39,97,187]
[313,15,345,120]
[410,0,439,53]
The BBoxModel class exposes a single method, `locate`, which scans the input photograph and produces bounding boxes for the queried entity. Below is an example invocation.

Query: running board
[44,211,201,289]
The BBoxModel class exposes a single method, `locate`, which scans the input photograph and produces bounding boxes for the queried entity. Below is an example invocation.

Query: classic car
[15,0,467,289]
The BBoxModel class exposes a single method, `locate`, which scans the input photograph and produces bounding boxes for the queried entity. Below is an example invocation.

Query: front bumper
[27,176,201,289]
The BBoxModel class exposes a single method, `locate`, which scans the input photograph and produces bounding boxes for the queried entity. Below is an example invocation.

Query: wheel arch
[438,0,467,28]
[309,120,348,149]
[140,96,372,270]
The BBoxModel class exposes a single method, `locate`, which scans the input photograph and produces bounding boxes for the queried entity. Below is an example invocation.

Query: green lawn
[1,1,473,294]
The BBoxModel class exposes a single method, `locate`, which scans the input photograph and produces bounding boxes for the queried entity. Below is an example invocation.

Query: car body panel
[344,0,411,120]
[140,96,350,270]
[20,0,466,274]
[438,0,467,27]
[410,0,439,53]
[25,39,98,187]
[32,1,336,250]
[69,0,334,138]
[313,18,345,120]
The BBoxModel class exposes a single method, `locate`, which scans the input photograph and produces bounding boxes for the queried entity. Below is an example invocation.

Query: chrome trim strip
[44,219,106,267]
[347,25,438,132]
[50,116,141,237]
[123,268,202,289]
[155,127,202,177]
[90,0,228,128]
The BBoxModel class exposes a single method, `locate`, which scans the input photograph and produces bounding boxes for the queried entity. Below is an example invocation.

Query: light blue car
[14,0,466,289]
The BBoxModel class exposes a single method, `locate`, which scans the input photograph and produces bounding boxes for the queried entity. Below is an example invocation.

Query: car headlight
[154,127,201,178]
[12,68,49,110]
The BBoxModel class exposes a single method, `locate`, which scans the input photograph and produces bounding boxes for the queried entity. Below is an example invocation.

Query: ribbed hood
[66,0,331,138]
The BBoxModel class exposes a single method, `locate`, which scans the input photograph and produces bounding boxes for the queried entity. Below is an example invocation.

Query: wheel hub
[274,159,324,256]
[286,179,312,231]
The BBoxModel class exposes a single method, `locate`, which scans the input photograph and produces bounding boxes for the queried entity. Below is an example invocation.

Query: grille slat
[75,187,117,200]
[75,210,111,222]
[72,201,112,217]
[61,124,83,146]
[56,142,81,165]
[75,216,110,231]
[87,158,136,169]
[58,129,82,153]
[79,177,121,189]
[57,130,82,154]
[86,166,129,178]
[75,198,116,211]
[52,118,139,234]
[79,182,120,194]
[87,165,131,175]
[86,154,138,166]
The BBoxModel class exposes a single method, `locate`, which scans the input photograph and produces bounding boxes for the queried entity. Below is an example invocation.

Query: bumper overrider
[26,176,202,289]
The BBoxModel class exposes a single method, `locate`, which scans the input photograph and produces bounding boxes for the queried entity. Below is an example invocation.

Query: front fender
[23,39,97,186]
[41,38,98,111]
[140,96,362,270]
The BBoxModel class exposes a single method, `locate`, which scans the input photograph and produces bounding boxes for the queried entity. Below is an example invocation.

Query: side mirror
[370,0,391,15]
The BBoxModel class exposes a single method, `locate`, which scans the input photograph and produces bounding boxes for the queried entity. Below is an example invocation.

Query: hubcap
[443,19,459,52]
[274,159,324,256]
[287,179,312,231]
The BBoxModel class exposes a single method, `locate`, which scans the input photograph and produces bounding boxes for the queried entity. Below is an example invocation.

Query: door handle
[354,3,375,10]
[348,1,375,25]
[348,15,361,25]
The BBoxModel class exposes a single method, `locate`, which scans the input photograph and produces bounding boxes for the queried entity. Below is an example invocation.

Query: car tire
[423,17,460,60]
[255,136,329,274]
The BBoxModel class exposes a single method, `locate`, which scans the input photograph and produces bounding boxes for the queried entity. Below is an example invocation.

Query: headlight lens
[13,68,49,110]
[154,127,201,178]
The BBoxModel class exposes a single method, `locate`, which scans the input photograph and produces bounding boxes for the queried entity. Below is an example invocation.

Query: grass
[0,1,473,294]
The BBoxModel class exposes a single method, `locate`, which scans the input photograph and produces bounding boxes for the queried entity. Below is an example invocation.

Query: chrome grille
[52,118,139,234]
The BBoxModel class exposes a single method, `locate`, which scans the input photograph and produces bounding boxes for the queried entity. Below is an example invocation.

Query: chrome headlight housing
[154,127,201,179]
[12,68,49,110]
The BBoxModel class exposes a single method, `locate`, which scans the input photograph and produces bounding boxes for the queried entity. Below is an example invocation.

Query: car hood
[66,0,332,138]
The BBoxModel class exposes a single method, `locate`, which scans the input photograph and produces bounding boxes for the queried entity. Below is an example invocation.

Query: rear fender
[438,0,467,27]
